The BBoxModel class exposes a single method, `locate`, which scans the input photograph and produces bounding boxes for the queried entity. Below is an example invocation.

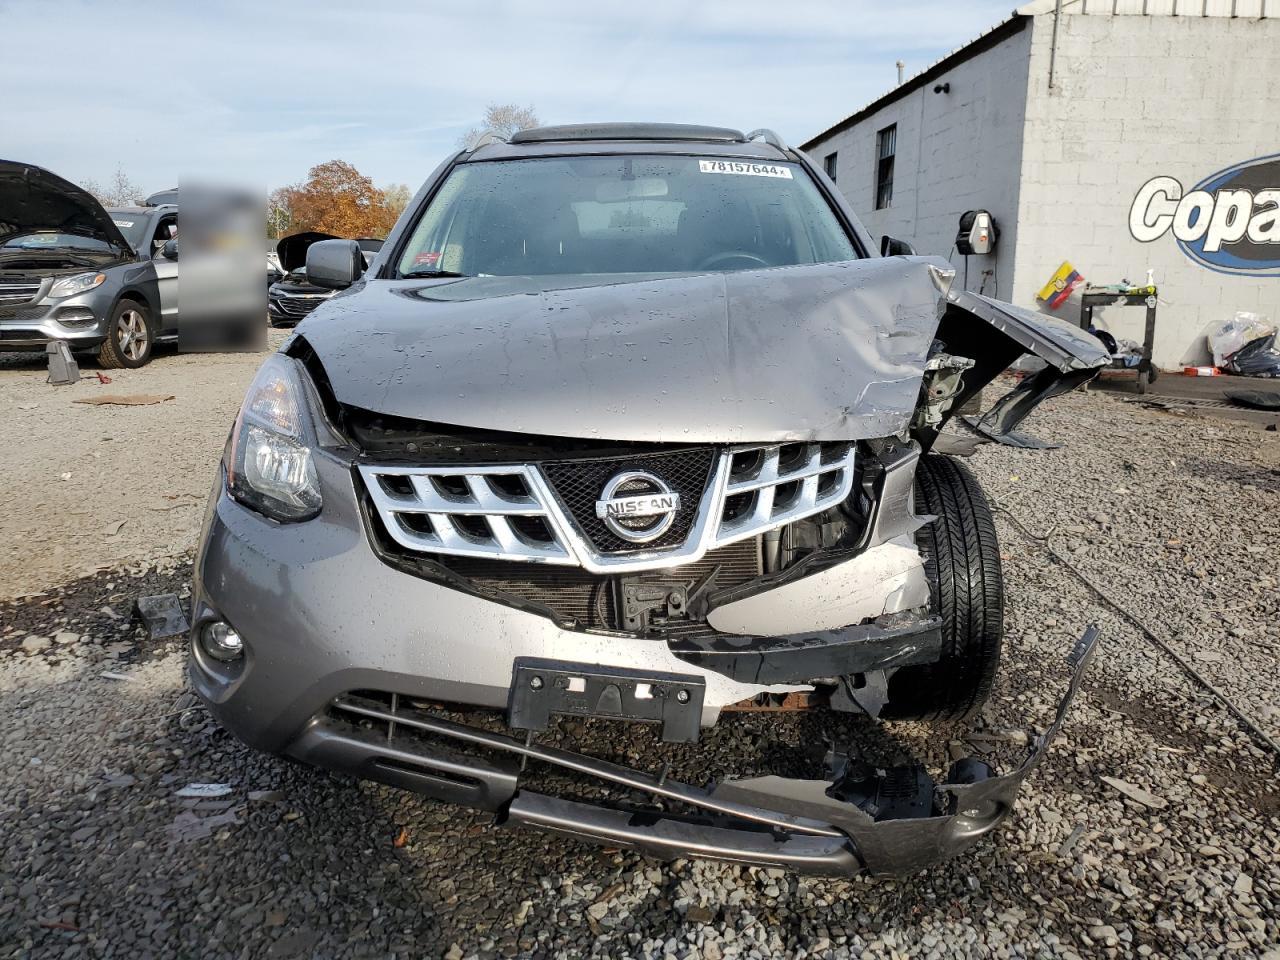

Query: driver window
[151,217,177,258]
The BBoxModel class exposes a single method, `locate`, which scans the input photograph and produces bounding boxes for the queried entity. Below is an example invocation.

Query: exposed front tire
[98,300,154,369]
[880,454,1004,721]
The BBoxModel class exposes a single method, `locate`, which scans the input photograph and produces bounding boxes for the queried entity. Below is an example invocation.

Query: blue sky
[1,0,1015,195]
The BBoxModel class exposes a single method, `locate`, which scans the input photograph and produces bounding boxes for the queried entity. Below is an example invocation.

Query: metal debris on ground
[175,783,233,799]
[1100,776,1168,810]
[133,593,190,640]
[45,341,79,386]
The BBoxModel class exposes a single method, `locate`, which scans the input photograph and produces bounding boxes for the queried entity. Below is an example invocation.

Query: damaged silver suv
[191,123,1107,875]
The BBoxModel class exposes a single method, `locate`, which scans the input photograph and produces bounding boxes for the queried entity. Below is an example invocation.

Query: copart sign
[1129,154,1280,276]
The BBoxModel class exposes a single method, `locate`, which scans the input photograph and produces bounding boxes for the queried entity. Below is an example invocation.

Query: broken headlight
[226,354,322,522]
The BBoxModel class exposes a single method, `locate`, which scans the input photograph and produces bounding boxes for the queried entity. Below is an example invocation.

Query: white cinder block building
[801,0,1280,369]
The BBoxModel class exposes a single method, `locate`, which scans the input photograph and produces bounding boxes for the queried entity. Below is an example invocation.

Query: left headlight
[226,355,322,522]
[49,272,106,299]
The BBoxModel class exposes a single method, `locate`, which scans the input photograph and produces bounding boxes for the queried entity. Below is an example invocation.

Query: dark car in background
[0,160,170,367]
[268,233,381,327]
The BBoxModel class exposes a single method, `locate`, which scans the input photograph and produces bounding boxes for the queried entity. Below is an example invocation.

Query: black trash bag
[1089,327,1118,355]
[1225,390,1280,411]
[1223,334,1280,378]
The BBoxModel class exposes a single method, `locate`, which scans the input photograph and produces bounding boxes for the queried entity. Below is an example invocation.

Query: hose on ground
[991,501,1280,767]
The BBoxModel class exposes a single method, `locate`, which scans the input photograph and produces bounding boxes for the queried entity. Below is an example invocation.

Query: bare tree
[267,188,292,239]
[458,104,540,149]
[79,165,144,207]
[381,182,413,221]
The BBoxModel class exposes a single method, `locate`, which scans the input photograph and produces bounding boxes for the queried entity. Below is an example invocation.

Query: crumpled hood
[0,159,132,254]
[299,257,949,444]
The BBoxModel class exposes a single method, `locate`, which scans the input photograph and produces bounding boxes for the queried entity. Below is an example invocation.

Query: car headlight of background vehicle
[226,354,322,521]
[48,272,106,299]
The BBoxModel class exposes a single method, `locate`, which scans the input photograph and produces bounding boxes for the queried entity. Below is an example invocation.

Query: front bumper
[277,627,1100,876]
[0,289,111,348]
[190,450,934,748]
[191,449,1100,875]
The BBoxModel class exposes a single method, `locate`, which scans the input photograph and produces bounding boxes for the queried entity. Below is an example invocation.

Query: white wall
[1014,12,1280,367]
[803,24,1034,302]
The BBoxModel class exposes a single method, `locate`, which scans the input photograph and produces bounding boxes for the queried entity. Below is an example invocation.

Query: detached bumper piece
[306,626,1099,876]
[666,611,942,685]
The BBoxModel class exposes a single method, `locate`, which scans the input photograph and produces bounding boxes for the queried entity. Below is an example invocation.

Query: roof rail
[468,132,508,150]
[509,123,746,144]
[745,128,789,151]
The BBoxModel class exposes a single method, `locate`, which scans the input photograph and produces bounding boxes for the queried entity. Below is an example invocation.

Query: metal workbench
[1078,284,1159,394]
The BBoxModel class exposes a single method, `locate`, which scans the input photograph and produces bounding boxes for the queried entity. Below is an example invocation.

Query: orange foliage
[272,160,399,239]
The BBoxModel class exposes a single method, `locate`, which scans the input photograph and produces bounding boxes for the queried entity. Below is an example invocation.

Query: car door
[148,212,179,332]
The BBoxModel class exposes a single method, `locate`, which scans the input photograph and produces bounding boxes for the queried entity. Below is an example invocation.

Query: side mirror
[161,238,179,260]
[880,235,916,257]
[306,238,364,290]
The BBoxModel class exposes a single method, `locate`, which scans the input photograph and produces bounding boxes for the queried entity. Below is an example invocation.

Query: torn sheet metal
[712,624,1100,874]
[498,624,1101,875]
[295,257,945,444]
[315,627,1098,875]
[298,258,1109,446]
[704,535,929,636]
[945,291,1111,374]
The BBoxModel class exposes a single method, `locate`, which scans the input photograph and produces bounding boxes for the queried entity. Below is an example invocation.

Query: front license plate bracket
[508,658,705,743]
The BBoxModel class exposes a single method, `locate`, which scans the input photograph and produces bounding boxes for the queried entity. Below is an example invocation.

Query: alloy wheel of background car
[98,302,154,369]
[879,454,1005,721]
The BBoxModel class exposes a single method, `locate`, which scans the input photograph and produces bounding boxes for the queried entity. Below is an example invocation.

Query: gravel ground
[1,355,1278,959]
[0,338,284,603]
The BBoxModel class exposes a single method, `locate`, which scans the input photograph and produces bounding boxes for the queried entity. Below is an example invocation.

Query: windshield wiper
[401,269,470,279]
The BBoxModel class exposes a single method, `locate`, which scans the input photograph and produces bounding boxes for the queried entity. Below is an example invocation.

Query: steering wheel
[696,250,772,272]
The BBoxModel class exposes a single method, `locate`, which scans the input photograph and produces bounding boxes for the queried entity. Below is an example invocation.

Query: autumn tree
[458,104,540,149]
[273,160,399,238]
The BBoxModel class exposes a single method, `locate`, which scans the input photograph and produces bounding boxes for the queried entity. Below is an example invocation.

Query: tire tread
[881,454,1004,721]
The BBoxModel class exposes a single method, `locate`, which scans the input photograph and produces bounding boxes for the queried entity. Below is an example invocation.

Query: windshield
[397,155,857,277]
[1,231,114,252]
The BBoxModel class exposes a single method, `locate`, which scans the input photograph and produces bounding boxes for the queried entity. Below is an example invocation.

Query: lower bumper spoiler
[295,626,1099,877]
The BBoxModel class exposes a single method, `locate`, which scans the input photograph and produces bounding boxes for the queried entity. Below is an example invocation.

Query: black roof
[510,123,747,144]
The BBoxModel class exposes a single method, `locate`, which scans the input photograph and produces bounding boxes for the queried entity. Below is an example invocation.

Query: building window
[875,124,896,210]
[823,152,838,183]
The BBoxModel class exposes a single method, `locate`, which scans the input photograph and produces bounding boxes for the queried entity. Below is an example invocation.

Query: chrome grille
[358,442,856,574]
[713,442,856,546]
[541,449,714,554]
[363,465,573,564]
[271,294,329,318]
[0,282,42,306]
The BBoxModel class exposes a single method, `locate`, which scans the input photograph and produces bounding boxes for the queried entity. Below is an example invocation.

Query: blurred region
[178,180,266,352]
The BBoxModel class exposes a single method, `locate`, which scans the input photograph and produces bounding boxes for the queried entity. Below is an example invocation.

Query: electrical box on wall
[956,210,998,255]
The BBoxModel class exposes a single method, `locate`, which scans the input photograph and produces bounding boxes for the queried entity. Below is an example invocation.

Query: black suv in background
[268,233,381,327]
